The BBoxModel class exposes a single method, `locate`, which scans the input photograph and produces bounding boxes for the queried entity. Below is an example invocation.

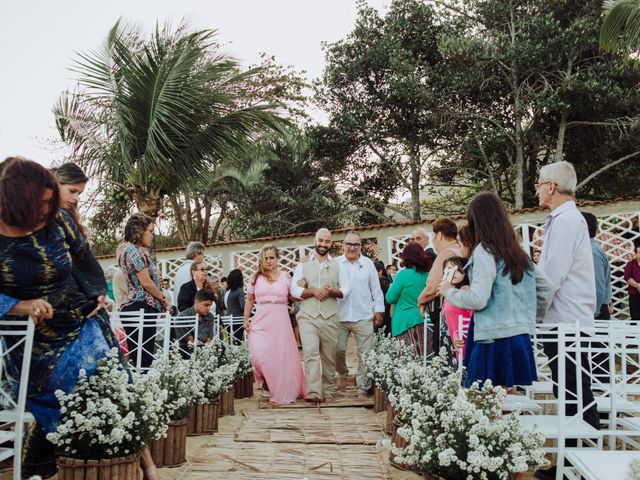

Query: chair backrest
[219,315,246,344]
[0,318,35,479]
[112,310,170,371]
[168,315,200,359]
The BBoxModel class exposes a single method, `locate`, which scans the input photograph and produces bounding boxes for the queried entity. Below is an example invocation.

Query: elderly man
[535,161,599,480]
[291,228,350,403]
[416,218,461,357]
[335,231,384,398]
[410,227,437,262]
[173,241,206,302]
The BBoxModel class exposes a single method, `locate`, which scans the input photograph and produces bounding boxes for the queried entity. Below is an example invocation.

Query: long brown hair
[467,192,530,284]
[52,162,89,237]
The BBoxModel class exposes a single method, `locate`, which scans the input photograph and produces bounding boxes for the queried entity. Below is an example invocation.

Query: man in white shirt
[172,241,205,302]
[291,228,350,403]
[535,161,599,480]
[335,231,384,398]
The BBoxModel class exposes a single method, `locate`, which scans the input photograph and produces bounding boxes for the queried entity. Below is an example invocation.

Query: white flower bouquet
[191,343,239,399]
[384,351,547,480]
[151,346,205,421]
[221,341,252,379]
[46,349,170,459]
[365,331,417,394]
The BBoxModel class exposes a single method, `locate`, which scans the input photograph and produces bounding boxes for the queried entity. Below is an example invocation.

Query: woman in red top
[624,241,640,319]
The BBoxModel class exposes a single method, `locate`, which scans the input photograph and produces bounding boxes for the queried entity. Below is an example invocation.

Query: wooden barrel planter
[243,372,254,398]
[220,386,235,416]
[57,453,141,479]
[234,375,245,399]
[149,417,188,467]
[188,398,220,435]
[373,386,387,413]
[389,419,412,471]
[385,403,395,433]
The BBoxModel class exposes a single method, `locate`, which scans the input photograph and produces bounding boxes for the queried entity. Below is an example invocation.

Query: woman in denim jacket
[438,192,553,388]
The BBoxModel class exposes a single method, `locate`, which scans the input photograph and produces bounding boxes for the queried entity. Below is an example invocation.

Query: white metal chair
[113,310,170,371]
[167,314,200,359]
[0,318,35,480]
[219,315,246,344]
[564,450,640,480]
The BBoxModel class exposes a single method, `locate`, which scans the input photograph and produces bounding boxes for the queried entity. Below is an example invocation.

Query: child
[441,257,473,364]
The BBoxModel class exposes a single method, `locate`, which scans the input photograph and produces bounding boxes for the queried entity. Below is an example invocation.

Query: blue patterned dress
[0,209,120,478]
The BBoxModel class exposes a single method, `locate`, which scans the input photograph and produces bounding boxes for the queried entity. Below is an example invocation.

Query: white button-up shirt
[336,254,384,322]
[290,254,351,300]
[539,200,596,327]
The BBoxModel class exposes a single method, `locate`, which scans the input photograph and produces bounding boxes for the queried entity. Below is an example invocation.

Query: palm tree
[54,20,286,218]
[600,0,640,53]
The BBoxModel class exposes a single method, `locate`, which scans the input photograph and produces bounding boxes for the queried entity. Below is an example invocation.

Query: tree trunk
[184,192,193,240]
[201,200,213,244]
[509,4,525,209]
[169,195,189,245]
[408,144,422,221]
[211,203,226,242]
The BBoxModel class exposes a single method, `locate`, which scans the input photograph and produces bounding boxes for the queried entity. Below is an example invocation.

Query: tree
[315,0,454,220]
[600,0,640,53]
[54,20,287,219]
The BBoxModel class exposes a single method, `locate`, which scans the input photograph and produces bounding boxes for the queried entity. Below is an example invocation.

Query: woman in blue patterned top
[118,213,168,369]
[0,158,121,477]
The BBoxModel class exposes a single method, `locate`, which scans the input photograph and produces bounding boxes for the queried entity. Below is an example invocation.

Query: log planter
[149,417,188,467]
[234,372,255,399]
[389,419,412,471]
[220,386,235,416]
[57,453,141,480]
[385,403,395,434]
[187,398,220,436]
[373,385,388,413]
[234,375,245,399]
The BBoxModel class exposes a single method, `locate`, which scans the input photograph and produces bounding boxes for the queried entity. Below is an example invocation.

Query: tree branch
[577,150,640,190]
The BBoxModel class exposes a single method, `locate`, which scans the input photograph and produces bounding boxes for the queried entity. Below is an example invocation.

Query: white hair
[411,227,429,237]
[185,241,205,260]
[539,161,577,195]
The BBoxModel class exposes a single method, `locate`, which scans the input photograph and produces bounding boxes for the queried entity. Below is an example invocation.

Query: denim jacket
[445,244,553,342]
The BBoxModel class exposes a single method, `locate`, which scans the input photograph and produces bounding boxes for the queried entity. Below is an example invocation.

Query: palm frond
[600,0,640,53]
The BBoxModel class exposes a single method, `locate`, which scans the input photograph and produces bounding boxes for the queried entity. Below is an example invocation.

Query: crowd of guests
[2,155,640,479]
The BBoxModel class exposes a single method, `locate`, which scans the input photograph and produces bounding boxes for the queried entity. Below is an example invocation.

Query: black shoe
[534,466,557,480]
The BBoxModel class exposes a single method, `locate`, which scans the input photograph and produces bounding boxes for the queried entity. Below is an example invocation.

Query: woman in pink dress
[243,245,307,404]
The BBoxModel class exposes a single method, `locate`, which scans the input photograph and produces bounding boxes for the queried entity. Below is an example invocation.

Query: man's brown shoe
[304,393,321,403]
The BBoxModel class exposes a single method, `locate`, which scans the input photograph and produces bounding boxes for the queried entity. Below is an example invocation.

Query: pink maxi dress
[247,272,307,404]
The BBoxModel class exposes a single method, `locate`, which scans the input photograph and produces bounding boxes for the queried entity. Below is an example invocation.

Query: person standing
[335,231,385,398]
[438,193,550,388]
[535,161,600,480]
[417,218,462,357]
[0,158,158,479]
[291,229,350,403]
[51,162,89,238]
[385,243,432,357]
[582,212,612,320]
[226,269,246,344]
[244,245,306,404]
[374,261,392,335]
[119,214,168,369]
[624,241,640,319]
[172,241,205,302]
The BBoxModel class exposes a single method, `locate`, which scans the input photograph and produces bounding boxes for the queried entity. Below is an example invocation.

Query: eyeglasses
[345,242,361,248]
[195,267,210,272]
[535,180,553,190]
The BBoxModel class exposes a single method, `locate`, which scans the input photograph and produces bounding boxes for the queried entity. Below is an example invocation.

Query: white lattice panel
[231,245,315,288]
[157,254,223,288]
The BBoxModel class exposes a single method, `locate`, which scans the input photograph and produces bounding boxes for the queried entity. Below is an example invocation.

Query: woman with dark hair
[438,192,552,388]
[243,246,306,404]
[385,243,431,357]
[52,162,90,238]
[0,158,159,478]
[119,213,168,369]
[225,269,246,343]
[457,223,474,259]
[177,261,212,313]
[373,260,392,335]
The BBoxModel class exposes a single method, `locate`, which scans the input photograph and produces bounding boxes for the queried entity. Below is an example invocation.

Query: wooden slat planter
[188,398,220,435]
[149,417,188,467]
[243,372,254,398]
[373,386,387,413]
[234,376,245,399]
[220,386,235,416]
[385,403,395,434]
[389,419,412,471]
[57,453,141,479]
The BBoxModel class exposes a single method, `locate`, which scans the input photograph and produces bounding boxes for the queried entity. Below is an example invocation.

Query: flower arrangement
[365,331,418,394]
[46,349,169,459]
[222,341,252,379]
[627,459,640,480]
[383,351,547,480]
[151,346,205,421]
[191,343,239,399]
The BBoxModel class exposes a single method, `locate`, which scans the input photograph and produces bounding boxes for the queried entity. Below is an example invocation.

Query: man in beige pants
[291,228,350,403]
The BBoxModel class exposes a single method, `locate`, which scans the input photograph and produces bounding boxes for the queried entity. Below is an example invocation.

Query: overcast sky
[0,0,388,166]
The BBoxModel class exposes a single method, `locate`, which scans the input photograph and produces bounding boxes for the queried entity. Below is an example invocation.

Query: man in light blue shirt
[534,161,600,480]
[581,212,612,320]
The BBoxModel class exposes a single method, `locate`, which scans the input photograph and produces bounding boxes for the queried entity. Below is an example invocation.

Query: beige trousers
[335,318,374,393]
[298,313,339,399]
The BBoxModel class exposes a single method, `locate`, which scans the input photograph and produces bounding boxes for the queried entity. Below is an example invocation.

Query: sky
[0,0,389,166]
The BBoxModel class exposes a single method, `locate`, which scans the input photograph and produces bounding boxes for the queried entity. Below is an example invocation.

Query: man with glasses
[335,231,384,399]
[534,161,599,480]
[173,241,206,303]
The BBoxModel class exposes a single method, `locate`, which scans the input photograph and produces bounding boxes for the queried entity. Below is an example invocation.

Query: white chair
[0,318,35,480]
[565,450,640,480]
[167,314,200,358]
[113,310,170,371]
[219,315,246,344]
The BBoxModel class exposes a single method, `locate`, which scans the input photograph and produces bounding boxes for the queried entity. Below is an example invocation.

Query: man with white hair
[173,241,206,303]
[534,161,599,480]
[410,227,436,260]
[291,228,350,403]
